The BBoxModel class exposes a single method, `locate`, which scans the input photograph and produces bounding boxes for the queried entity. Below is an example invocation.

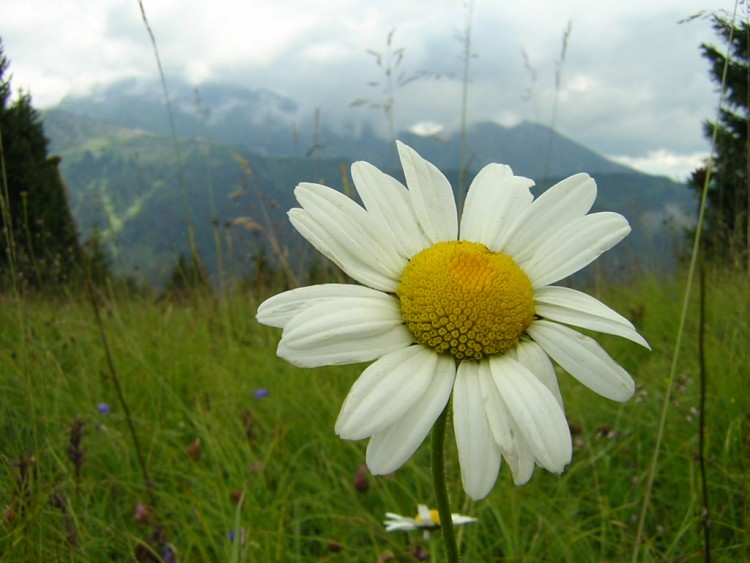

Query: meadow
[0,263,747,562]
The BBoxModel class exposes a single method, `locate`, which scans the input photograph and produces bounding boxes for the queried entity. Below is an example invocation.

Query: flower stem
[431,400,460,563]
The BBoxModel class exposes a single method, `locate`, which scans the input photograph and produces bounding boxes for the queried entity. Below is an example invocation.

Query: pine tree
[692,16,749,263]
[0,39,78,288]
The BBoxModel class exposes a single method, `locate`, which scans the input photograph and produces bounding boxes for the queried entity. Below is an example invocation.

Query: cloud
[0,0,730,173]
[610,149,708,180]
[408,120,444,137]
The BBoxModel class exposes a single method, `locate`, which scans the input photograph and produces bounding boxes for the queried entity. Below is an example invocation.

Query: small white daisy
[384,504,477,533]
[257,141,649,500]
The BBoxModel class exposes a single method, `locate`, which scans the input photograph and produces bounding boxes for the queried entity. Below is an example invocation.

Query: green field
[0,267,747,561]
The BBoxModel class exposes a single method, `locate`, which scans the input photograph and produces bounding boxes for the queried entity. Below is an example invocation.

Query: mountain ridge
[51,77,638,178]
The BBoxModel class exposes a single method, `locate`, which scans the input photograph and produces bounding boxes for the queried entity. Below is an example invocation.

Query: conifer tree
[691,16,749,263]
[0,39,78,288]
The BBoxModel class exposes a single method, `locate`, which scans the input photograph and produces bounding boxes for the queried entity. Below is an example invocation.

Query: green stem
[432,401,460,563]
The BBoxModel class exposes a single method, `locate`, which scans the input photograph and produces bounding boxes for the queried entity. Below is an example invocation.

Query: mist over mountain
[43,78,696,287]
[52,78,643,177]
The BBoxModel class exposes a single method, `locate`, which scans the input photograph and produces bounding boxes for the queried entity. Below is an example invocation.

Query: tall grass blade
[137,0,205,281]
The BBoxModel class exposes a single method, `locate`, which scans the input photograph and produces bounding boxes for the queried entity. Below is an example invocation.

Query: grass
[0,266,747,561]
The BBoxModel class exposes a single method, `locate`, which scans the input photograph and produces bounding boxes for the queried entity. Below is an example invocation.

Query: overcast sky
[0,0,739,179]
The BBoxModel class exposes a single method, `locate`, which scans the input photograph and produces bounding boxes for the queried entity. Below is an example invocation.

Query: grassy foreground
[0,268,747,561]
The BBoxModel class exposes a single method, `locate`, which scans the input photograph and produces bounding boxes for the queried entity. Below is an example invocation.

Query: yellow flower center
[397,241,535,361]
[416,509,441,527]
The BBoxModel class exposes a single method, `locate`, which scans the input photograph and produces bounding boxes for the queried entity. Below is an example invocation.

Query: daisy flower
[385,504,477,533]
[257,141,649,500]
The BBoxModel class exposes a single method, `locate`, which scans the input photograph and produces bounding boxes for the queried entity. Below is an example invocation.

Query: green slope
[44,109,696,288]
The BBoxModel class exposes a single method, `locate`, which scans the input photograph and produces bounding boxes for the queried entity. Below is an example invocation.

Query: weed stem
[698,266,712,561]
[60,170,156,507]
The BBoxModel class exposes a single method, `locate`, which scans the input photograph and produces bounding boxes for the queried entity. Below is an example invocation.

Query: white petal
[351,161,431,257]
[278,295,412,367]
[459,163,535,250]
[477,362,513,452]
[506,429,536,485]
[294,184,402,272]
[256,283,386,328]
[289,209,397,292]
[512,339,564,407]
[397,141,458,243]
[384,514,419,532]
[365,356,455,474]
[477,365,536,485]
[523,212,631,288]
[501,173,596,263]
[290,183,404,291]
[417,504,434,526]
[528,320,635,401]
[335,346,450,440]
[451,514,479,526]
[534,286,650,348]
[453,361,502,500]
[488,355,572,473]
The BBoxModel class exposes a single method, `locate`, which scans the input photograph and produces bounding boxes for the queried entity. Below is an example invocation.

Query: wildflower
[66,418,85,473]
[257,141,649,500]
[240,409,255,443]
[133,503,152,524]
[254,388,270,399]
[327,540,343,553]
[353,464,370,493]
[229,489,244,504]
[186,438,202,461]
[596,424,619,440]
[3,505,16,524]
[410,545,430,561]
[97,402,110,415]
[384,504,477,533]
[162,545,179,563]
[228,528,247,544]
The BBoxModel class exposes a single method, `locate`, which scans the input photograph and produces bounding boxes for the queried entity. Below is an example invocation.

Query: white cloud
[610,149,708,181]
[408,120,444,137]
[492,112,523,128]
[0,0,733,160]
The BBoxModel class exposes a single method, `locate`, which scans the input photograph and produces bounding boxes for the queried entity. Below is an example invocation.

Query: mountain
[42,79,696,287]
[52,78,638,178]
[54,78,306,157]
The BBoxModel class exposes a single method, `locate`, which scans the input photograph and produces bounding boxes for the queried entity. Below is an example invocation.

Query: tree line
[0,39,78,289]
[689,15,749,266]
